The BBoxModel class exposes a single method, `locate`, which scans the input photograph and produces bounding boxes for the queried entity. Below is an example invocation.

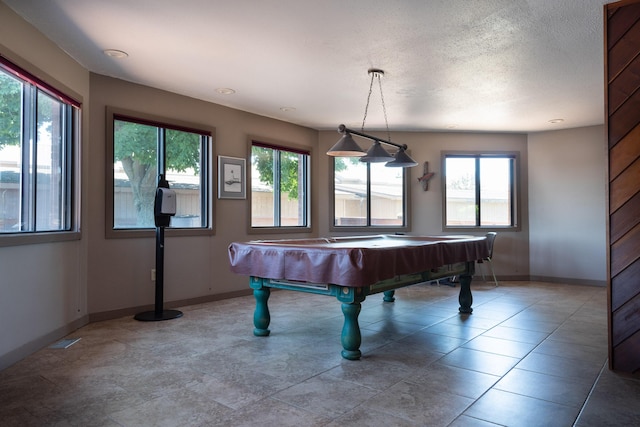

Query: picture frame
[218,156,246,199]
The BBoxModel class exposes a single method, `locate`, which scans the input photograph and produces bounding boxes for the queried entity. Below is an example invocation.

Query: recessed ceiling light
[280,107,296,112]
[548,118,564,124]
[103,49,128,58]
[215,88,236,95]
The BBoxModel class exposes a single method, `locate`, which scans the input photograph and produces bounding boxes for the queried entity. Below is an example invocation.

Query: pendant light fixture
[327,69,417,168]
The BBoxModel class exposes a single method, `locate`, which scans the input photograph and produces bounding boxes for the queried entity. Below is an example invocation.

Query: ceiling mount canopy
[327,68,417,168]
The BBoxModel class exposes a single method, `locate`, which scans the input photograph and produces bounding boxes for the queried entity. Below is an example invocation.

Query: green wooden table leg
[341,302,362,360]
[458,273,473,313]
[383,290,395,302]
[253,287,271,336]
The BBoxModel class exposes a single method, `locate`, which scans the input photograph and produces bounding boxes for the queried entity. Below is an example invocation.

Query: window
[107,108,212,236]
[331,157,409,230]
[443,152,519,229]
[250,140,309,229]
[0,56,79,239]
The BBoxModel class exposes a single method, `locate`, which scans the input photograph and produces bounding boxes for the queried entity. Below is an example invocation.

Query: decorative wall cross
[417,161,435,191]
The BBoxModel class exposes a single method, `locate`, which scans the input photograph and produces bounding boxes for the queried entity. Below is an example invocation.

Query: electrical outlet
[151,269,156,281]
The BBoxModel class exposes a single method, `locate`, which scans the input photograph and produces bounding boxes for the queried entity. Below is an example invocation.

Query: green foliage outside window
[113,119,203,227]
[0,72,21,149]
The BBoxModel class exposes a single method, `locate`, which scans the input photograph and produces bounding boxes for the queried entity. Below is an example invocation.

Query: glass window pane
[280,150,303,226]
[294,153,308,227]
[0,59,76,238]
[480,158,511,226]
[371,163,404,226]
[166,129,204,228]
[334,158,367,226]
[35,91,65,231]
[444,154,517,229]
[445,157,476,226]
[251,145,275,227]
[251,144,308,228]
[0,70,23,232]
[113,120,158,228]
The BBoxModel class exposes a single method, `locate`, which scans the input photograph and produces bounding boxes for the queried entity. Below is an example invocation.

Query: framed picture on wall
[218,156,246,199]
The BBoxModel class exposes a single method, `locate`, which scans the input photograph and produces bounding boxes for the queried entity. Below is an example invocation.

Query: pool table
[228,234,490,360]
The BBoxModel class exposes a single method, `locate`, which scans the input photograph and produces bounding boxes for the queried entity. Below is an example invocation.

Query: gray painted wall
[87,74,318,315]
[317,130,531,280]
[0,2,90,368]
[528,126,607,283]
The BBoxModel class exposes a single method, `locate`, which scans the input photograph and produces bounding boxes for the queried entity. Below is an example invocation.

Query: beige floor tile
[363,380,474,426]
[0,281,633,426]
[495,368,595,407]
[438,347,520,376]
[462,335,538,358]
[465,388,580,427]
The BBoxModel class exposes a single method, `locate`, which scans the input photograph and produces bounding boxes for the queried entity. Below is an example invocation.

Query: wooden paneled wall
[606,0,640,373]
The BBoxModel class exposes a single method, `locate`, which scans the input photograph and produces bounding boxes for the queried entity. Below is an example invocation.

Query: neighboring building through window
[250,140,309,229]
[107,109,212,234]
[0,57,79,236]
[443,152,518,229]
[331,157,409,230]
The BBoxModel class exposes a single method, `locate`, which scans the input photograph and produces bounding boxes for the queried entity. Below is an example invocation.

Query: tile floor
[1,280,639,426]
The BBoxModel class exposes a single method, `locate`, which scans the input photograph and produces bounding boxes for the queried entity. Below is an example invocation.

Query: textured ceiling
[4,0,609,133]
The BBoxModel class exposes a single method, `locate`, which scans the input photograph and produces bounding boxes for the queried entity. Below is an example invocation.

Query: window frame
[442,150,521,232]
[329,156,411,233]
[0,53,81,247]
[248,136,312,234]
[105,106,214,239]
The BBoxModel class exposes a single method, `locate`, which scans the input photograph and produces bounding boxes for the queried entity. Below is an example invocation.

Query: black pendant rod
[338,124,408,151]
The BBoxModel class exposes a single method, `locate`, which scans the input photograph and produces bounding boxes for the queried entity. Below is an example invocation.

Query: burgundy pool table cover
[228,235,489,287]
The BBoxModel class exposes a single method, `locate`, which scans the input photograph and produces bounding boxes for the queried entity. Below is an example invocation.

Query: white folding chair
[478,232,498,286]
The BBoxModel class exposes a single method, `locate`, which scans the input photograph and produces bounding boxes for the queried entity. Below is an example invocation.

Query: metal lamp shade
[386,148,418,167]
[359,141,394,163]
[326,132,366,157]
